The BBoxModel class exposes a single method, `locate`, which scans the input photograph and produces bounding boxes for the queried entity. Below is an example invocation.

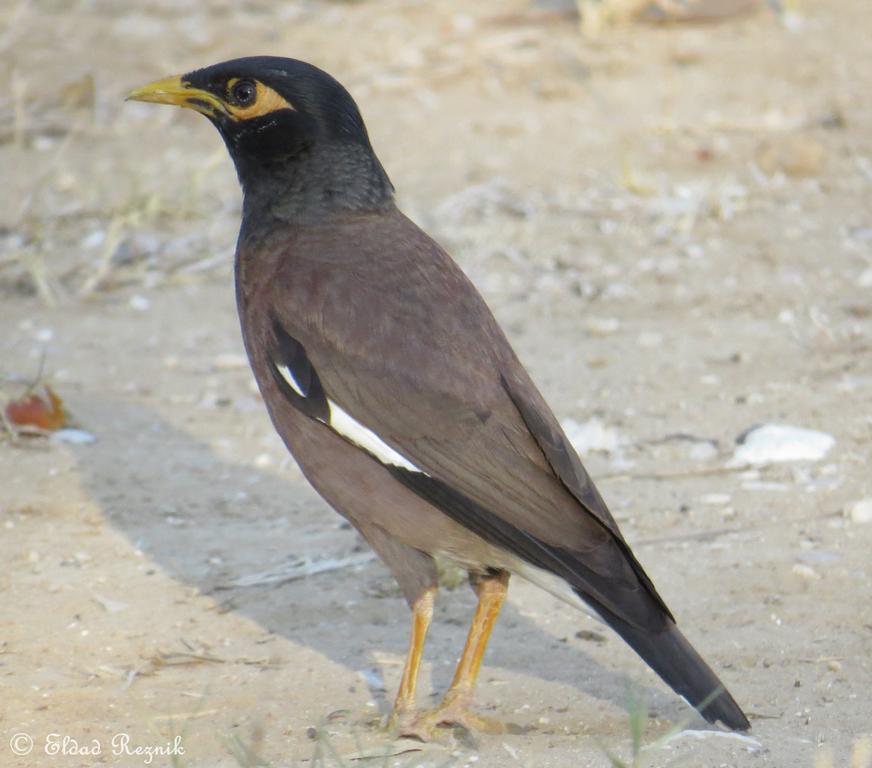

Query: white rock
[562,417,623,454]
[689,442,718,461]
[253,453,274,469]
[729,424,835,466]
[859,267,872,287]
[129,294,150,311]
[585,317,620,335]
[700,493,731,505]
[81,230,105,249]
[791,564,820,581]
[845,498,872,524]
[50,429,96,445]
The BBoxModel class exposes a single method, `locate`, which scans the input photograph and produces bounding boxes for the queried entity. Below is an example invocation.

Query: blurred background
[1,1,871,766]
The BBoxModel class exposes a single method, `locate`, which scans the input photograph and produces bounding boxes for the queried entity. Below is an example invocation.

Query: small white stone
[562,417,623,454]
[586,317,620,335]
[50,429,96,445]
[81,230,105,249]
[689,442,718,461]
[253,453,273,469]
[791,564,820,581]
[730,424,835,466]
[846,498,872,524]
[700,493,731,505]
[129,294,150,311]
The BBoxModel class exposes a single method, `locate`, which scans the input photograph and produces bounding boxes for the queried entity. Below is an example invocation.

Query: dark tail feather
[604,613,750,731]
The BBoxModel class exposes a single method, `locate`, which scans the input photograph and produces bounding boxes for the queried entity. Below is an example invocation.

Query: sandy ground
[2,1,872,766]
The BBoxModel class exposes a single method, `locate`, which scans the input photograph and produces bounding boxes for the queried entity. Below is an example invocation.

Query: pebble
[80,230,105,249]
[50,429,96,445]
[253,453,274,469]
[755,135,825,177]
[129,294,150,311]
[585,317,620,335]
[730,424,835,466]
[791,563,820,581]
[689,442,718,461]
[562,417,623,454]
[845,498,872,524]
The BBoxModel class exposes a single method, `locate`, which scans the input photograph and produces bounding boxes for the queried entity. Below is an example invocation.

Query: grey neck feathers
[239,142,395,229]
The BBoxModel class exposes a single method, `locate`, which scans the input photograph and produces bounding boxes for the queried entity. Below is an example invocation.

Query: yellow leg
[403,570,509,738]
[386,587,435,731]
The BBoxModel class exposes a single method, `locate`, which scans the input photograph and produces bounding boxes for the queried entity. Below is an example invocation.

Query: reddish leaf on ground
[5,385,66,431]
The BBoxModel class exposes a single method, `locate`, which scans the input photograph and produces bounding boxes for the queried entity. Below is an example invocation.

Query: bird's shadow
[68,394,704,736]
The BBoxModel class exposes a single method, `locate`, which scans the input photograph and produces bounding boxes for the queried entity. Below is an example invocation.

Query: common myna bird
[127,57,749,736]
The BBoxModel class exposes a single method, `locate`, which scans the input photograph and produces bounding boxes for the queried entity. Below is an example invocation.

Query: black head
[128,56,394,222]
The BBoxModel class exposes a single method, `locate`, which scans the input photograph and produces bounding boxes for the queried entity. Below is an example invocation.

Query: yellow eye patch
[226,79,295,121]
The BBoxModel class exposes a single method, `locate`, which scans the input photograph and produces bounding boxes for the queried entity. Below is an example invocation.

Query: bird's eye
[230,80,257,106]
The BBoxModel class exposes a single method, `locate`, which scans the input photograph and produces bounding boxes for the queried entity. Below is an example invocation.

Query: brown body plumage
[128,56,750,735]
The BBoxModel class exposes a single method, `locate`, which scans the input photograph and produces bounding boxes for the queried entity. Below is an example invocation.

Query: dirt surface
[2,1,872,766]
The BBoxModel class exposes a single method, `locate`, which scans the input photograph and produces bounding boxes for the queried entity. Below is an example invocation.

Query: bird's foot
[383,705,419,735]
[396,692,505,741]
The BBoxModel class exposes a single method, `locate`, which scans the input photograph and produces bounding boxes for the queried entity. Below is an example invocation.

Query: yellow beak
[126,75,227,118]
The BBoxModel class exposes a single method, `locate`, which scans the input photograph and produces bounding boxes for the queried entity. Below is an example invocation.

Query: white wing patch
[328,400,421,472]
[275,363,306,397]
[275,362,421,473]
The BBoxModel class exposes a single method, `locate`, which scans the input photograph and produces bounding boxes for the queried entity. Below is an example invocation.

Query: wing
[257,209,669,630]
